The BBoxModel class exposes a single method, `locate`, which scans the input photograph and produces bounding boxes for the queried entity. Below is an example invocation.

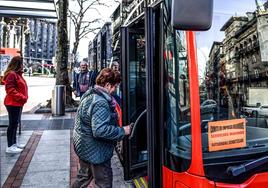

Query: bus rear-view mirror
[172,0,213,31]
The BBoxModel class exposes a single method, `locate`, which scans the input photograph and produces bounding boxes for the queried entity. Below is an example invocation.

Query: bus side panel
[215,172,268,188]
[172,171,215,188]
[175,182,189,188]
[163,166,173,188]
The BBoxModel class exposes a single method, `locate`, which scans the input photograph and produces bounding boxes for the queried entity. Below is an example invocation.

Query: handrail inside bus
[129,109,147,140]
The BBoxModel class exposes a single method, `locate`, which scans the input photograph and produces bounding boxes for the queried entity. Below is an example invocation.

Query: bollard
[51,85,66,116]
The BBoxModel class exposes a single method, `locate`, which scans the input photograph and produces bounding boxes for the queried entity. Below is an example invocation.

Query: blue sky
[196,0,266,77]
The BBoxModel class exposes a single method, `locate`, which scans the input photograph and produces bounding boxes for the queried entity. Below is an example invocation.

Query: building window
[252,55,257,63]
[254,68,260,78]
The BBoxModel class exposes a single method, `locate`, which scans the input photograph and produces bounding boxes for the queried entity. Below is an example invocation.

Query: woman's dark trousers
[71,159,113,188]
[5,105,22,147]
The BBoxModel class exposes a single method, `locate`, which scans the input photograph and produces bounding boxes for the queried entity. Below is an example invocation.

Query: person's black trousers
[5,105,22,147]
[71,158,113,188]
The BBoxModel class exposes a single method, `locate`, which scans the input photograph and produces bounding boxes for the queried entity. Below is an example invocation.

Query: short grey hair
[80,61,88,66]
[111,61,119,67]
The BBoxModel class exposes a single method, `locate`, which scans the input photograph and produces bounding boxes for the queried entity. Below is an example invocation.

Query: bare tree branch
[79,27,100,40]
[68,10,79,27]
[70,0,119,57]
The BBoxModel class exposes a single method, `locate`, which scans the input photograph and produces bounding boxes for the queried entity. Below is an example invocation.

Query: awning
[0,0,58,19]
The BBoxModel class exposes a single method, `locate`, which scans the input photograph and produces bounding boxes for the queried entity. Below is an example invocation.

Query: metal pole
[20,25,24,57]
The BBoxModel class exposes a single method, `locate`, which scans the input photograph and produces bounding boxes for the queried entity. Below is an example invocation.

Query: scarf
[78,71,89,85]
[94,86,117,117]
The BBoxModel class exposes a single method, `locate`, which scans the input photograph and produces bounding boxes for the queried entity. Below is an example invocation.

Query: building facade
[207,3,268,109]
[0,17,27,51]
[24,18,57,65]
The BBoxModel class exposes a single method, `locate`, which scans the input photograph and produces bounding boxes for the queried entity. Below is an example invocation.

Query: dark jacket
[73,86,125,164]
[72,70,98,97]
[4,71,28,107]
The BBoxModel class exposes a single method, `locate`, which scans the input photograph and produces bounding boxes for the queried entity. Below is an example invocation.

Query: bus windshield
[196,0,268,183]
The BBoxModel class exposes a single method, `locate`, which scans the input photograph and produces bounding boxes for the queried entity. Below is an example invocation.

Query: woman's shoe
[16,143,26,149]
[6,145,23,154]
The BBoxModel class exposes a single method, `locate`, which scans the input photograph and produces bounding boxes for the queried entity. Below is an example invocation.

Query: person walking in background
[28,66,32,77]
[72,68,132,188]
[88,62,98,88]
[2,56,28,154]
[72,61,91,98]
[110,61,121,106]
[110,61,119,72]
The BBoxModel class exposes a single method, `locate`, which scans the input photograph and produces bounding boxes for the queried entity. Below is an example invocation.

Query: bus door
[120,3,164,186]
[120,26,147,180]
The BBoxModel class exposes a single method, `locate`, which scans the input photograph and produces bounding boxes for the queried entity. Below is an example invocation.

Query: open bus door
[120,25,148,180]
[119,3,164,187]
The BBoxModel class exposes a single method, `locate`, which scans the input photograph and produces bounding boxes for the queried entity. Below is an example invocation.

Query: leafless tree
[69,0,118,61]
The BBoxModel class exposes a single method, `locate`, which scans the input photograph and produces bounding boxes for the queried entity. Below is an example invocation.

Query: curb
[34,107,78,114]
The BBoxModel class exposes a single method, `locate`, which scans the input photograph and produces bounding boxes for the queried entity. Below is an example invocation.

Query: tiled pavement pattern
[70,130,79,187]
[0,113,135,187]
[2,131,43,188]
[20,130,70,188]
[1,131,33,187]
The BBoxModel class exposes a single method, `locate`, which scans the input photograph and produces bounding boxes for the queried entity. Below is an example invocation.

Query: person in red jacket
[3,56,28,154]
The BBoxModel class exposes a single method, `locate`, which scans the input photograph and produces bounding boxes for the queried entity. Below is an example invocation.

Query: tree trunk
[72,41,79,57]
[56,0,76,107]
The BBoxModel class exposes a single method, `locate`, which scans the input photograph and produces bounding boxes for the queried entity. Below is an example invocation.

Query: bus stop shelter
[0,0,58,19]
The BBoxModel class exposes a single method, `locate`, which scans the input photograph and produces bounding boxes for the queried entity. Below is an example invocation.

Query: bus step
[133,177,148,188]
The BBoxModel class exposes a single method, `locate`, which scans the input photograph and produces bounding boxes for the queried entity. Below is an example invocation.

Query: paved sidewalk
[0,113,134,188]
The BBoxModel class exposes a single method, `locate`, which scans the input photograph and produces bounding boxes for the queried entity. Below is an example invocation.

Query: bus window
[197,0,268,183]
[128,32,147,165]
[164,24,191,172]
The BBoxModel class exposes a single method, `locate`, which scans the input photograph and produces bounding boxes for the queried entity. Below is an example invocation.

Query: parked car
[200,99,217,114]
[241,105,268,117]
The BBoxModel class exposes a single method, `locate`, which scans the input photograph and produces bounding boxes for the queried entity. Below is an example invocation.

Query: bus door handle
[129,109,147,140]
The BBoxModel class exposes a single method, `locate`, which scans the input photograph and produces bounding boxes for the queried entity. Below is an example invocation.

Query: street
[0,76,55,117]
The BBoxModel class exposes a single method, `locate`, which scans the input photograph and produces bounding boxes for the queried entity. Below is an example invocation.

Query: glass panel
[196,0,268,183]
[164,24,191,170]
[128,32,147,165]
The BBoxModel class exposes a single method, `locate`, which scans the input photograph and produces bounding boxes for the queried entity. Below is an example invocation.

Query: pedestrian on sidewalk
[110,61,119,72]
[72,61,98,98]
[110,61,121,106]
[72,68,132,188]
[2,56,28,154]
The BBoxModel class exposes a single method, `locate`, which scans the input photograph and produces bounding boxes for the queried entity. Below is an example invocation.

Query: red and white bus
[117,0,268,187]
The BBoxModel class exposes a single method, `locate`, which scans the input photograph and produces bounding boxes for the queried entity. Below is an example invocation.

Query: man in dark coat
[72,61,98,98]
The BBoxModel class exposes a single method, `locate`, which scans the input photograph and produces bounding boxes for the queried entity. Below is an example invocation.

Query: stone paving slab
[20,184,69,188]
[0,114,44,121]
[21,170,69,187]
[21,130,70,187]
[0,131,33,187]
[0,119,74,131]
[26,161,70,172]
[2,131,43,188]
[0,113,74,121]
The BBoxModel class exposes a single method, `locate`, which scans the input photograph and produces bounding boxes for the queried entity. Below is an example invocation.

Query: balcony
[246,45,253,52]
[234,52,240,59]
[253,41,259,49]
[238,49,245,56]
